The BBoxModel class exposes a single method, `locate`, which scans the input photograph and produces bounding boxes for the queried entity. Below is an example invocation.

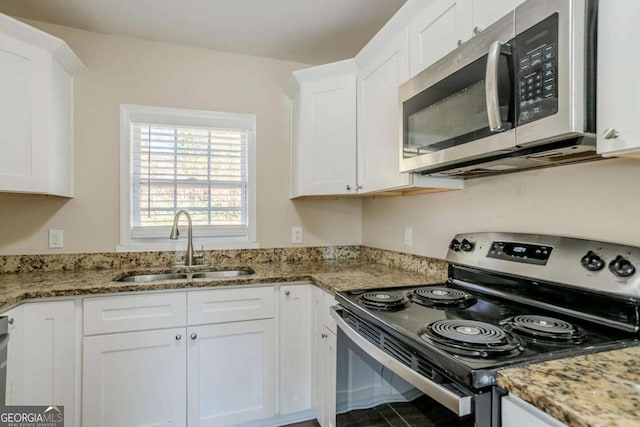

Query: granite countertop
[498,346,640,427]
[0,259,444,310]
[3,257,638,426]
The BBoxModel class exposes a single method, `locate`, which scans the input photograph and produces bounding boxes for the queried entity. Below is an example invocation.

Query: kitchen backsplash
[0,246,448,278]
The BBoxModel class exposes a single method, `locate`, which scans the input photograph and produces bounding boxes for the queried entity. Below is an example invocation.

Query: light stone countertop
[497,346,640,427]
[0,259,445,310]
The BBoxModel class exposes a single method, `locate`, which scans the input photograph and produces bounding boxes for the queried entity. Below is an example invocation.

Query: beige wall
[0,21,362,255]
[363,158,640,259]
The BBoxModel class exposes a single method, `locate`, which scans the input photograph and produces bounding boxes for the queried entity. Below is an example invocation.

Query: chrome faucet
[169,210,202,266]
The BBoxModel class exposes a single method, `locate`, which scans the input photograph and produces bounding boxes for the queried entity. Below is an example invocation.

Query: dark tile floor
[282,396,474,427]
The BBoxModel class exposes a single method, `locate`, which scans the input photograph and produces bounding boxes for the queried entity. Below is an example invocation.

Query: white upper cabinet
[471,0,526,35]
[356,31,463,194]
[287,60,358,198]
[408,0,525,78]
[409,0,473,77]
[0,13,84,197]
[356,31,412,193]
[597,1,640,157]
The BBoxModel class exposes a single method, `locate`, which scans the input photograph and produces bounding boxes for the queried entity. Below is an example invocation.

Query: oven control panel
[446,232,640,298]
[487,242,553,265]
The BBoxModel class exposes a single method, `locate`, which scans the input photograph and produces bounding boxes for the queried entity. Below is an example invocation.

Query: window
[119,105,257,251]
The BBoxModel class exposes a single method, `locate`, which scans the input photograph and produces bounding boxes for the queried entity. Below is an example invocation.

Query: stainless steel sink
[115,268,254,282]
[191,270,254,279]
[116,273,189,283]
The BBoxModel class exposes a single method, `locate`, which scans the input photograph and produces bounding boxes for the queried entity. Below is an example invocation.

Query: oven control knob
[449,239,461,252]
[609,255,636,278]
[460,239,474,252]
[580,251,605,271]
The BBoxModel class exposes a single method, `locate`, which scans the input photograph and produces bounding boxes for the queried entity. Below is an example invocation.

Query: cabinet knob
[176,334,182,341]
[285,290,291,296]
[190,333,198,340]
[321,333,327,339]
[473,26,481,35]
[602,128,620,139]
[457,39,462,47]
[8,318,13,325]
[355,185,363,191]
[346,185,352,191]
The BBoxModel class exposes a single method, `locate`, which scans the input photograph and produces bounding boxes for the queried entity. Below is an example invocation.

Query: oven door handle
[485,40,512,132]
[330,307,473,417]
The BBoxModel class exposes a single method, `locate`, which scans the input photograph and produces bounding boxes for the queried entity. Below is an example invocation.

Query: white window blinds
[126,110,254,241]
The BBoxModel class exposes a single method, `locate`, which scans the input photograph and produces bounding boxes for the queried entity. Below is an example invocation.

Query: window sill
[116,239,260,253]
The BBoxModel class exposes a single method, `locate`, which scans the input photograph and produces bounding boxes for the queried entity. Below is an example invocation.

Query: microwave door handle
[485,41,511,132]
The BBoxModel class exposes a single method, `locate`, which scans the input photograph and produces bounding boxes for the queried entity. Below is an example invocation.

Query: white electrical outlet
[404,227,413,246]
[292,227,303,244]
[49,229,64,249]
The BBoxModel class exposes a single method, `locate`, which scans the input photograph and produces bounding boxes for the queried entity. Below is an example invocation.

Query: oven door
[331,307,491,427]
[399,12,516,174]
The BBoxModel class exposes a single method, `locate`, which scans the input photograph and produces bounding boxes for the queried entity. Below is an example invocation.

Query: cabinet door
[322,329,337,427]
[471,0,525,33]
[357,31,412,193]
[292,63,357,196]
[311,287,325,424]
[597,1,640,156]
[83,329,187,427]
[502,394,566,427]
[409,0,473,77]
[0,33,48,193]
[187,320,275,426]
[280,285,312,415]
[9,301,77,425]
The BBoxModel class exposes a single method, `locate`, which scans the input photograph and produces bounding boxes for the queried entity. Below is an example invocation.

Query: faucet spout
[170,210,195,266]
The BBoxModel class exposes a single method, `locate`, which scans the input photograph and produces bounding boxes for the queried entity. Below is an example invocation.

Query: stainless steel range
[331,232,640,426]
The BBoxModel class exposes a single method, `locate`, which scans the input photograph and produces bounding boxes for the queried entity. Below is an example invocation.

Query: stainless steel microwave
[399,0,598,178]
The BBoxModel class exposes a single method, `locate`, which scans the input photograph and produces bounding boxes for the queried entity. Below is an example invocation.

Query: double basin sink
[115,268,255,283]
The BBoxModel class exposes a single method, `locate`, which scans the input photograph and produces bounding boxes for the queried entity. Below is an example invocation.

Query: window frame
[118,104,258,252]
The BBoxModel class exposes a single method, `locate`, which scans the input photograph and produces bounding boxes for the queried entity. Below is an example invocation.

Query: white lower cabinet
[187,320,275,426]
[502,394,566,427]
[5,300,78,426]
[82,287,275,427]
[311,287,337,427]
[279,285,312,415]
[82,328,187,427]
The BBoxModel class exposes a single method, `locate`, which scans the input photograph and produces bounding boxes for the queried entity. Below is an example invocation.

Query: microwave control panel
[515,13,559,125]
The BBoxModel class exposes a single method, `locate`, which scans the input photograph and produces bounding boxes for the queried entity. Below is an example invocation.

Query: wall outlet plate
[49,229,64,248]
[404,227,413,246]
[292,227,303,244]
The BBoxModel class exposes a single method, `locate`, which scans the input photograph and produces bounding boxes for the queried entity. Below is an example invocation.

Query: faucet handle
[193,245,205,261]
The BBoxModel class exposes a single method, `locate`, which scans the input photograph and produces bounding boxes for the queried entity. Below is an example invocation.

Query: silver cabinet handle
[473,26,481,35]
[355,185,363,191]
[176,334,182,341]
[602,128,619,139]
[285,290,291,296]
[346,185,352,191]
[486,41,511,132]
[190,333,198,340]
[321,333,327,339]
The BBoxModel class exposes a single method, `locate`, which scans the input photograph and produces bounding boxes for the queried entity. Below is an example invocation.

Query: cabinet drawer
[188,286,274,325]
[84,292,187,335]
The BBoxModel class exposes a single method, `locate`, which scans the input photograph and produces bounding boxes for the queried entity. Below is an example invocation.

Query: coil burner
[358,292,408,311]
[409,287,476,309]
[501,315,585,343]
[420,319,523,358]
